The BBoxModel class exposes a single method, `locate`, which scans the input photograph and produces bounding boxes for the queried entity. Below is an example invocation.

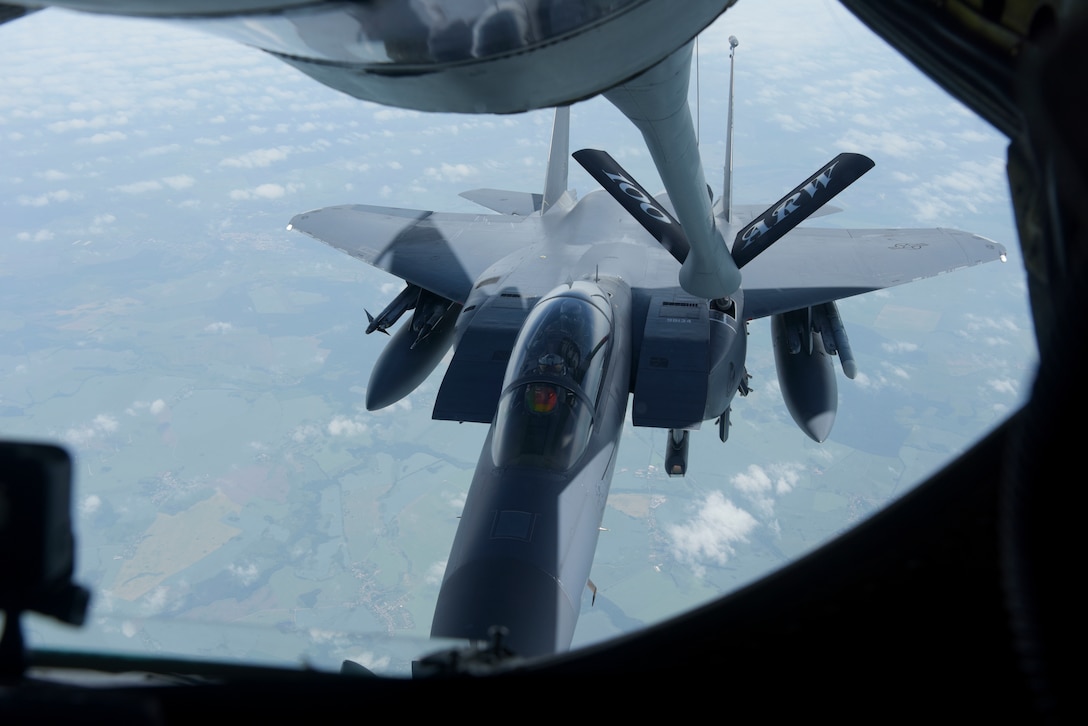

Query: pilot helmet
[526,382,559,414]
[537,352,566,375]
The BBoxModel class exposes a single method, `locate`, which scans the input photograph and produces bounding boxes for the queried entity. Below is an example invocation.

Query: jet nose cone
[802,412,836,443]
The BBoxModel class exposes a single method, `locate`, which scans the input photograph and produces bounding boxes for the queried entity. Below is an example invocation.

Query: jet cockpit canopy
[491,285,613,471]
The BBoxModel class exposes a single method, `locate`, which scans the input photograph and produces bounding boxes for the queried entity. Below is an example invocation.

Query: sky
[0,1,1036,673]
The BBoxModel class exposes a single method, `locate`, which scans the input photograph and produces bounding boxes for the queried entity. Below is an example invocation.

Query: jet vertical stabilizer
[459,106,572,217]
[605,42,742,300]
[542,106,571,214]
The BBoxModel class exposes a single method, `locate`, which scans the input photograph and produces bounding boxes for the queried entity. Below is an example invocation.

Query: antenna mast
[722,35,739,224]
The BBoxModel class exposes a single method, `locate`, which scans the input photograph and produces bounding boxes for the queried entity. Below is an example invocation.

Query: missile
[814,301,857,379]
[777,307,812,355]
[366,283,420,335]
[411,294,455,350]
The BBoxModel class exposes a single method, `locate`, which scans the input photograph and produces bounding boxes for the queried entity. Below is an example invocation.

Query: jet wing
[742,227,1006,320]
[288,204,542,304]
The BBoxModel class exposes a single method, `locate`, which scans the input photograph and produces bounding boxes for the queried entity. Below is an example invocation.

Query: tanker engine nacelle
[771,301,856,442]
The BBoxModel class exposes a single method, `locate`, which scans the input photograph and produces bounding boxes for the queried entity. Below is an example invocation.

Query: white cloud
[446,490,466,511]
[204,321,233,333]
[253,183,285,198]
[368,397,412,415]
[957,313,1023,347]
[220,146,290,168]
[308,628,340,644]
[17,229,56,242]
[142,585,169,615]
[964,313,1022,333]
[140,143,181,157]
[668,491,758,576]
[373,108,419,122]
[834,130,927,158]
[116,180,162,194]
[63,413,121,447]
[425,559,447,586]
[17,189,74,206]
[987,378,1018,396]
[907,157,1007,222]
[735,463,805,496]
[163,174,195,189]
[423,162,478,183]
[731,462,803,518]
[953,129,994,143]
[291,424,321,443]
[339,161,371,174]
[84,130,127,144]
[149,399,166,415]
[228,562,259,586]
[93,413,119,433]
[881,341,919,354]
[328,416,368,437]
[345,651,391,673]
[229,182,301,200]
[47,112,128,133]
[886,363,911,380]
[853,369,903,392]
[80,494,102,516]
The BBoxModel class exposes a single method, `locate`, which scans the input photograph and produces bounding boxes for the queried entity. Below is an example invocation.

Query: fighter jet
[287,42,1006,657]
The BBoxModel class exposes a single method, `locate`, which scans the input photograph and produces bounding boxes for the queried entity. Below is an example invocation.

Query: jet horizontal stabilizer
[573,148,691,264]
[732,153,875,269]
[459,189,543,216]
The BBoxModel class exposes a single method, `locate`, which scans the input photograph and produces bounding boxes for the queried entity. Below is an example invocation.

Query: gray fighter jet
[288,41,1004,655]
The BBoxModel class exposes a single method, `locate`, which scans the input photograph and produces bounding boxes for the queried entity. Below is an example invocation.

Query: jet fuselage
[431,278,632,656]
